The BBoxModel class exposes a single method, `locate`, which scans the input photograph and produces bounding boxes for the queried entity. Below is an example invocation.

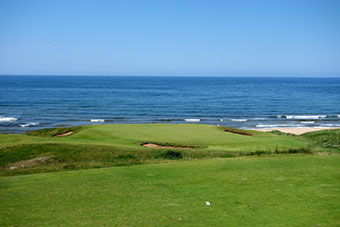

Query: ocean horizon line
[1,74,340,78]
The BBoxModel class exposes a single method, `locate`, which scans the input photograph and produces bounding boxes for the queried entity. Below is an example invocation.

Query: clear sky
[0,0,339,76]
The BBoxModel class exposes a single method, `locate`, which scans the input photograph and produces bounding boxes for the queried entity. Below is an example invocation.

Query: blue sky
[0,0,339,76]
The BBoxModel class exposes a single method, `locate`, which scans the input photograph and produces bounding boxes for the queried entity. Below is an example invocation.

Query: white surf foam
[90,119,105,123]
[256,124,302,128]
[19,122,39,127]
[300,121,314,124]
[338,115,340,118]
[184,119,200,122]
[231,119,247,122]
[0,116,18,122]
[319,123,340,127]
[285,115,327,119]
[220,119,224,122]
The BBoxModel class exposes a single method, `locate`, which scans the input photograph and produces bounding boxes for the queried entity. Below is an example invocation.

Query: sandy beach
[255,127,340,135]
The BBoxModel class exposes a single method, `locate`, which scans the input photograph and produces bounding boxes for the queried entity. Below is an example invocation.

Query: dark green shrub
[115,154,136,160]
[160,150,182,160]
[287,147,311,154]
[221,153,236,158]
[63,164,76,169]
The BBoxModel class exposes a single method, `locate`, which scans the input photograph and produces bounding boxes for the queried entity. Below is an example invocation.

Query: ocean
[1,75,340,133]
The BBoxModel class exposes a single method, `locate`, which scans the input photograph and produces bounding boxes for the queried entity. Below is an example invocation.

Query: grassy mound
[1,124,307,151]
[2,124,340,176]
[0,124,314,175]
[302,129,340,150]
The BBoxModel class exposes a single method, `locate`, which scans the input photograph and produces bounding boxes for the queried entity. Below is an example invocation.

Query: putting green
[0,124,307,151]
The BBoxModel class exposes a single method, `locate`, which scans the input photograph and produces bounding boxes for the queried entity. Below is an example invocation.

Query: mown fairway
[1,155,339,226]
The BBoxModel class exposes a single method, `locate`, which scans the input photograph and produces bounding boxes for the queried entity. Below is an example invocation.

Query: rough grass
[26,126,82,137]
[0,142,311,176]
[1,155,339,226]
[302,129,340,151]
[267,130,297,137]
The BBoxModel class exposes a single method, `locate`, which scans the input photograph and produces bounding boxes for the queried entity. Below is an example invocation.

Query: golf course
[1,124,340,226]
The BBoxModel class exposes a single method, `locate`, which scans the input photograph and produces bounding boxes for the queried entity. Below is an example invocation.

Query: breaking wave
[285,115,327,119]
[184,119,200,122]
[300,121,314,124]
[19,122,39,127]
[90,119,105,123]
[256,124,303,128]
[231,119,247,122]
[0,116,18,122]
[319,123,340,127]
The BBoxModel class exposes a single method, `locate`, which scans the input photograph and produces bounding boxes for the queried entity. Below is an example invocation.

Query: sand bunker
[54,131,74,137]
[142,143,193,149]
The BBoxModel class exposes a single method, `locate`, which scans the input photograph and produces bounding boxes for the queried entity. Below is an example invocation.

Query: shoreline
[254,127,340,135]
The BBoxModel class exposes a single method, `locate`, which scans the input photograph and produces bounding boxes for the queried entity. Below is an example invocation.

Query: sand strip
[55,131,74,137]
[142,143,193,149]
[255,127,340,135]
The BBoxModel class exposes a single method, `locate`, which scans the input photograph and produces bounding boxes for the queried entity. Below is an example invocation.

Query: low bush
[159,150,183,160]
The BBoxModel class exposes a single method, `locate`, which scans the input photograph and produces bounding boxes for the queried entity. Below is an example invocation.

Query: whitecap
[20,122,39,127]
[184,119,200,122]
[285,115,327,119]
[231,119,247,122]
[90,119,105,122]
[0,116,18,122]
[256,124,302,128]
[319,123,340,127]
[300,121,314,124]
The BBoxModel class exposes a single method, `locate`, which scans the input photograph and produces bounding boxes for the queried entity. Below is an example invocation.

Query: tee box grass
[1,155,339,226]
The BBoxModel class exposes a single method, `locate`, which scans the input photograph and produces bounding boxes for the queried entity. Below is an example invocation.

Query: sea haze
[0,76,340,133]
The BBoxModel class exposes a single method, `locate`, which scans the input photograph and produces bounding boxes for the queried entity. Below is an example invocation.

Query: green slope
[0,124,312,175]
[0,124,307,151]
